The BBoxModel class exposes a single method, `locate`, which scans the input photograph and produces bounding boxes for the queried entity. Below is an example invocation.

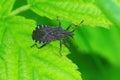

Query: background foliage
[0,0,120,80]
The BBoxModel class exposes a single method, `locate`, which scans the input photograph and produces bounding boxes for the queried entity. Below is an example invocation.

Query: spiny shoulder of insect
[36,24,48,28]
[34,40,47,44]
[36,24,61,29]
[33,25,47,31]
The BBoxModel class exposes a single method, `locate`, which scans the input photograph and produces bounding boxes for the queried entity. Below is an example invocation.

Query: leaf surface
[28,0,111,28]
[0,0,16,17]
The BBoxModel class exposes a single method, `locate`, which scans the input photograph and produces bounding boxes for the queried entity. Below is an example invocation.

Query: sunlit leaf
[0,0,16,17]
[28,0,111,28]
[94,0,120,27]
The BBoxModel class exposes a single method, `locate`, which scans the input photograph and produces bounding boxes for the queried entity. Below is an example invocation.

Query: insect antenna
[72,20,84,32]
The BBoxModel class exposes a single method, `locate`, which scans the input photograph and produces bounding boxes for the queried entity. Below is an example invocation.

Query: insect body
[32,25,73,43]
[31,19,83,56]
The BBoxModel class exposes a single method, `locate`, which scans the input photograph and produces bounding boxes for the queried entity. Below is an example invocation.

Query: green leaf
[94,0,120,27]
[0,15,82,80]
[27,0,111,28]
[70,25,120,66]
[0,0,16,17]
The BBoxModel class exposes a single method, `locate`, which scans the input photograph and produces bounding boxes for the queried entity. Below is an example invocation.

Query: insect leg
[59,40,62,56]
[58,20,61,27]
[37,43,48,49]
[57,16,61,27]
[31,43,37,48]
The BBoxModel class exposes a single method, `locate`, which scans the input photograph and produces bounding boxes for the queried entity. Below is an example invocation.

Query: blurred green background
[0,0,120,80]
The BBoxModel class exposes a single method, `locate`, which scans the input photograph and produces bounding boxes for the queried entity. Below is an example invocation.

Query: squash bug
[31,18,83,56]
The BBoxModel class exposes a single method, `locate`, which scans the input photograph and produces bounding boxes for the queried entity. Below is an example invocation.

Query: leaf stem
[10,5,30,16]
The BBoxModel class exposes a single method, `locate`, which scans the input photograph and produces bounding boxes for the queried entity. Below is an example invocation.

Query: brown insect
[31,18,83,56]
